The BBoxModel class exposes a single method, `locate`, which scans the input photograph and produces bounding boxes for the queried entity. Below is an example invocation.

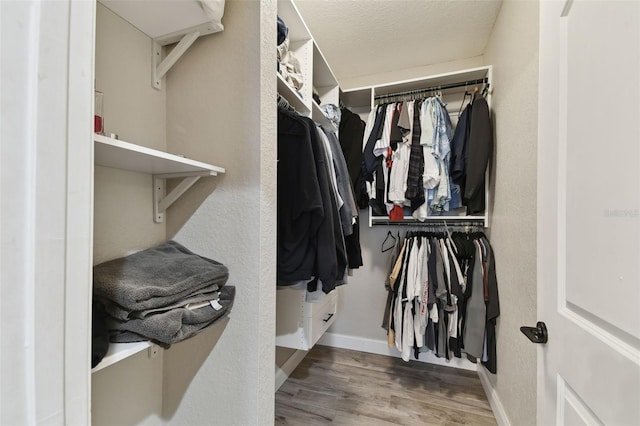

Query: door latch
[520,321,548,344]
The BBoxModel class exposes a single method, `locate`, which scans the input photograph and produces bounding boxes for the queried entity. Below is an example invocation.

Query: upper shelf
[312,43,338,89]
[98,0,225,45]
[277,0,312,43]
[95,134,225,176]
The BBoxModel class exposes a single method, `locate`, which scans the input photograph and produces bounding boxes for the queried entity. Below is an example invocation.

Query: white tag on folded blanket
[210,299,223,311]
[185,300,210,310]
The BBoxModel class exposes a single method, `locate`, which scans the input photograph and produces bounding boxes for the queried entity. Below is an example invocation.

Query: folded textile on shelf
[93,240,229,312]
[93,240,234,347]
[109,286,235,346]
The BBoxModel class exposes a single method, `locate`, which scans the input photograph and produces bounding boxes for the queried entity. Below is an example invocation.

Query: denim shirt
[430,98,456,212]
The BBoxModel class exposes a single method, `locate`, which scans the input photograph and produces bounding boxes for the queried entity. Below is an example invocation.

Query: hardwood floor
[275,345,497,426]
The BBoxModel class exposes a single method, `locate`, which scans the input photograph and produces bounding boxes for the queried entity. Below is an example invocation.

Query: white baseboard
[317,332,476,371]
[275,349,308,391]
[477,364,511,426]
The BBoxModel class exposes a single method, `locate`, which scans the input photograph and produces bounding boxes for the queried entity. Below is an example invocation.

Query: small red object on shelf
[94,90,104,135]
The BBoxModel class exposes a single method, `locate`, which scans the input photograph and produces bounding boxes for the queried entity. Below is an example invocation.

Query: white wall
[163,0,277,424]
[482,1,539,425]
[92,4,167,425]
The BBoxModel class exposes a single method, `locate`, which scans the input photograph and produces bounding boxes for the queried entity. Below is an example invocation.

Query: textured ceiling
[294,0,503,85]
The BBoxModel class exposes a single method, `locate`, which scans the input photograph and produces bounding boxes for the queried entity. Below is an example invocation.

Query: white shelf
[91,341,152,373]
[341,88,372,109]
[99,0,227,89]
[95,134,225,223]
[95,134,225,176]
[277,0,312,43]
[312,43,338,88]
[98,0,224,46]
[277,73,311,115]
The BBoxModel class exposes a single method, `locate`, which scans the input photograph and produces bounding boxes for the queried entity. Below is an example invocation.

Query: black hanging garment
[276,108,324,284]
[464,97,493,214]
[277,107,350,294]
[338,107,365,199]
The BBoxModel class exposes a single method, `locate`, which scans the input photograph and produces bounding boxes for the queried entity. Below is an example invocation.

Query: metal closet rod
[374,77,489,101]
[374,220,485,227]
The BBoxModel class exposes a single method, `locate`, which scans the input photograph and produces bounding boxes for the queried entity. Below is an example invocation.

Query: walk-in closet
[4,0,639,425]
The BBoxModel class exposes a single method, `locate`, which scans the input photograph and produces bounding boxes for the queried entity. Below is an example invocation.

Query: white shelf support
[153,171,215,222]
[152,30,201,90]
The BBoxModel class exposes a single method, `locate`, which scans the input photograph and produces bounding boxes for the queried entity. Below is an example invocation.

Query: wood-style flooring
[275,345,497,426]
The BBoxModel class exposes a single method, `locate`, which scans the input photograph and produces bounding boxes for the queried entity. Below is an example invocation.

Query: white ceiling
[294,0,503,86]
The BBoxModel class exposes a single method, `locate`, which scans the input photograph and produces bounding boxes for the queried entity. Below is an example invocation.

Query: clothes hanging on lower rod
[382,230,500,373]
[277,105,363,296]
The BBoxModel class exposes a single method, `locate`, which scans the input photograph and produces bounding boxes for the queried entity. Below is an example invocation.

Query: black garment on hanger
[464,97,493,214]
[361,104,387,182]
[339,107,365,202]
[344,217,363,269]
[305,118,346,292]
[482,238,500,374]
[451,102,472,190]
[277,108,323,284]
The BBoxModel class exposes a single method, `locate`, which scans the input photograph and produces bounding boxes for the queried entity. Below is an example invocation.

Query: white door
[537,0,640,424]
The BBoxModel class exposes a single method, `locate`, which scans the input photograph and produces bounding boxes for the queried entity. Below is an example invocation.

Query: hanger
[482,82,491,97]
[381,230,397,252]
[443,220,458,255]
[458,83,472,116]
[278,94,297,114]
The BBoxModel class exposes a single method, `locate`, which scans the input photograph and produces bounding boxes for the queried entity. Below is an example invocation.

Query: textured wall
[163,0,277,424]
[482,1,539,424]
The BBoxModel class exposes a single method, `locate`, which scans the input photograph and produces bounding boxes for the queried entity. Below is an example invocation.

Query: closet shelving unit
[277,0,339,132]
[275,0,340,350]
[341,66,493,228]
[92,0,226,372]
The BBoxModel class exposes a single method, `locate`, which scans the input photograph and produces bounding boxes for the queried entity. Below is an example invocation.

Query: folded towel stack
[93,240,235,347]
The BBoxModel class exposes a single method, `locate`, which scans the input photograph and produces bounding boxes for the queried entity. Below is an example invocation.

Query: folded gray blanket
[93,241,229,313]
[109,286,235,346]
[101,288,221,321]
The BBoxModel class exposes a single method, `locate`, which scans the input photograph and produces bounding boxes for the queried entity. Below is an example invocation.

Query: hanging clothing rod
[374,77,488,101]
[371,218,486,227]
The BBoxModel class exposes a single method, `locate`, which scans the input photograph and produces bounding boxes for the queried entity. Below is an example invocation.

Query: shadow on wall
[165,174,223,238]
[161,317,230,420]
